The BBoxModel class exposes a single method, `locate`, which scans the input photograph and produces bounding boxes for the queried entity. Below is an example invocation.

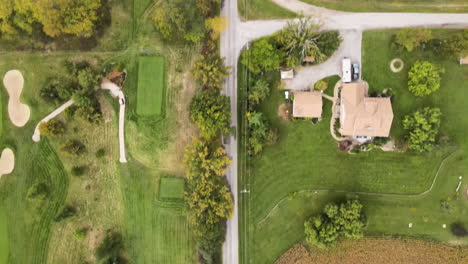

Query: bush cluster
[304,200,366,248]
[40,61,102,123]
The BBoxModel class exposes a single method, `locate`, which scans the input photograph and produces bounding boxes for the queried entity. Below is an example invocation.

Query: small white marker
[409,223,413,228]
[442,224,447,229]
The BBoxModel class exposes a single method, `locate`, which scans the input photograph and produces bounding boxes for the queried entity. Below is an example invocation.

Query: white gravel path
[32,100,74,142]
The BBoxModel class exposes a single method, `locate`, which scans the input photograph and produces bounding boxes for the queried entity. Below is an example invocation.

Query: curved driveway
[220,1,468,264]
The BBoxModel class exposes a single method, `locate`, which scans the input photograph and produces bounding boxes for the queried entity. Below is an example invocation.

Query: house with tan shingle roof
[293,91,323,118]
[339,82,393,139]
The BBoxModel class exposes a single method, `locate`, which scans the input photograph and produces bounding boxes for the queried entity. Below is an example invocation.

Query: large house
[339,82,393,140]
[293,91,323,118]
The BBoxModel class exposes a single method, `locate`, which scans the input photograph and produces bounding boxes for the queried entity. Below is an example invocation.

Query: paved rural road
[220,1,468,264]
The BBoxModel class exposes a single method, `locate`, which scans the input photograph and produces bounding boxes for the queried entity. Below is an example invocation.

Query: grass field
[120,162,195,264]
[301,0,468,13]
[238,0,297,20]
[0,0,199,262]
[0,207,8,264]
[160,177,185,199]
[238,29,468,264]
[137,56,165,116]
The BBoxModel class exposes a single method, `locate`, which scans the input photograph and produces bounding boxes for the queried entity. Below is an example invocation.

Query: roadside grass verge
[238,29,468,264]
[238,0,297,20]
[137,56,165,117]
[301,0,468,13]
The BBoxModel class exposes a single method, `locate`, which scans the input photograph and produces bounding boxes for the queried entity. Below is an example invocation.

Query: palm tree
[276,17,325,67]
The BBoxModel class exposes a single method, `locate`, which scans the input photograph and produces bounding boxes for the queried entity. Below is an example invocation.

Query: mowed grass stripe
[137,56,165,116]
[0,206,8,264]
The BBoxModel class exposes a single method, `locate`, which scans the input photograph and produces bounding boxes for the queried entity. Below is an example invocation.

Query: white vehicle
[342,58,352,83]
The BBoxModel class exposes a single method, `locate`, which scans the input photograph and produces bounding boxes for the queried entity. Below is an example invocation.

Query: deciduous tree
[304,200,365,248]
[240,38,284,74]
[189,89,231,139]
[192,52,230,89]
[408,61,444,96]
[395,28,432,52]
[403,107,442,152]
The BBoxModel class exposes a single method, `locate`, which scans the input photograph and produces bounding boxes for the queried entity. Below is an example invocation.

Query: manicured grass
[238,29,468,264]
[301,0,468,13]
[0,207,8,264]
[160,177,185,199]
[137,56,165,116]
[120,162,196,264]
[239,0,297,20]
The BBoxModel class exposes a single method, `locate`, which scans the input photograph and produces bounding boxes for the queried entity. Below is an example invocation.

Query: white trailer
[342,58,352,83]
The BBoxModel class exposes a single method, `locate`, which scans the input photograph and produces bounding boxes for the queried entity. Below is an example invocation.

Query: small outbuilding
[460,56,468,65]
[292,91,323,118]
[280,69,294,80]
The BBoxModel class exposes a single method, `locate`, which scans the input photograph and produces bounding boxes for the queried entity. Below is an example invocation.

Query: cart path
[32,100,74,142]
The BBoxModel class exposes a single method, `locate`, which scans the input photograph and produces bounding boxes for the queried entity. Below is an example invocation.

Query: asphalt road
[220,1,468,264]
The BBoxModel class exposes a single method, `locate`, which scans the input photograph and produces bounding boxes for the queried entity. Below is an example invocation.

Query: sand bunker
[3,70,30,127]
[0,148,14,178]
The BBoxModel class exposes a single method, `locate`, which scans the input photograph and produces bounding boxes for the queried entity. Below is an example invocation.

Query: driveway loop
[390,58,404,72]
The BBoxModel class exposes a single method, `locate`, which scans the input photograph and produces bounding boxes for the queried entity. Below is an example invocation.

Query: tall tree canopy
[403,107,442,152]
[192,52,230,89]
[153,0,204,43]
[189,89,231,139]
[0,0,102,39]
[304,200,366,248]
[240,38,284,74]
[408,61,444,97]
[184,138,233,256]
[275,17,341,67]
[395,28,432,52]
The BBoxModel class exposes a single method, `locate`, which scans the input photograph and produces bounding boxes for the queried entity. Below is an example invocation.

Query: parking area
[282,29,362,90]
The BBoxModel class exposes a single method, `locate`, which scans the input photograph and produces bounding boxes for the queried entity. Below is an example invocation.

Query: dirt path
[32,100,74,142]
[0,148,14,178]
[3,70,30,127]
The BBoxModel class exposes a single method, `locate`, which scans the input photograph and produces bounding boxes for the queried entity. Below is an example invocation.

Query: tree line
[0,0,102,39]
[152,0,234,263]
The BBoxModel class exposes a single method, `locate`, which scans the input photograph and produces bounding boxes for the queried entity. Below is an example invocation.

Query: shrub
[443,33,468,57]
[395,28,432,52]
[450,222,468,237]
[304,200,365,248]
[26,182,49,202]
[408,61,444,97]
[71,166,88,177]
[55,205,77,222]
[314,80,328,91]
[74,228,88,240]
[246,112,275,156]
[39,120,65,136]
[96,148,106,158]
[403,107,442,152]
[316,31,342,58]
[248,79,270,108]
[60,140,86,156]
[95,231,127,264]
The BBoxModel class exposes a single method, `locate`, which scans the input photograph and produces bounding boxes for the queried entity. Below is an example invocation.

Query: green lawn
[0,207,8,264]
[239,29,468,264]
[301,0,468,13]
[120,162,196,264]
[238,0,297,20]
[160,177,185,199]
[137,56,165,116]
